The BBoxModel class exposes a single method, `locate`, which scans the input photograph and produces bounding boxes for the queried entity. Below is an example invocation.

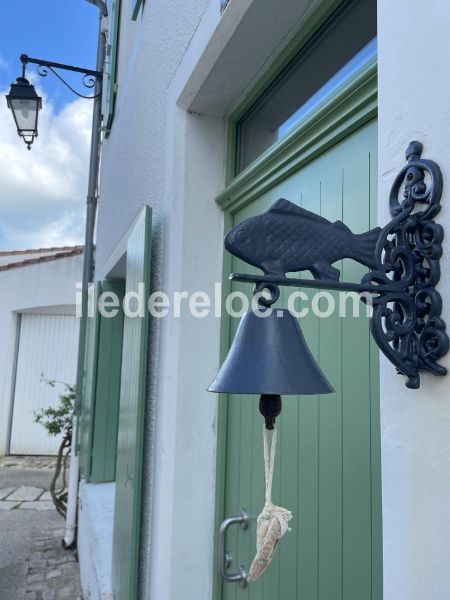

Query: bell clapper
[259,394,282,430]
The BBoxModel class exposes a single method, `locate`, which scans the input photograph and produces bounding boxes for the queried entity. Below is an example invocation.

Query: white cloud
[0,83,92,250]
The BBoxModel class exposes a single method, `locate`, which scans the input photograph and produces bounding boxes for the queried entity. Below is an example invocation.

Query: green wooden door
[112,207,152,600]
[219,120,382,600]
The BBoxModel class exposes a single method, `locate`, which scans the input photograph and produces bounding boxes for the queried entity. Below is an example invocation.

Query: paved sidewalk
[0,456,82,600]
[0,485,54,511]
[0,478,54,510]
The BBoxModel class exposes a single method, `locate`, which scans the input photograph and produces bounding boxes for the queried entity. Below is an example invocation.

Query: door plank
[341,146,372,600]
[317,164,344,600]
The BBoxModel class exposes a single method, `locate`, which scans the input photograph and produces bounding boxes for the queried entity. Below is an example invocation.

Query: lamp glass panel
[10,98,39,131]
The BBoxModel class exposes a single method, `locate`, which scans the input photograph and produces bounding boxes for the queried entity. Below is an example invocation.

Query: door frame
[6,313,21,455]
[213,47,378,600]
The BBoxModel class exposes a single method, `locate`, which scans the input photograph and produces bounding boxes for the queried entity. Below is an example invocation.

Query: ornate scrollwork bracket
[227,141,448,390]
[362,141,448,388]
[20,54,102,100]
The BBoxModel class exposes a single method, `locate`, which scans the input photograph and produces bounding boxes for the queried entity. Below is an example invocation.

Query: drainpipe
[85,0,108,17]
[63,0,107,549]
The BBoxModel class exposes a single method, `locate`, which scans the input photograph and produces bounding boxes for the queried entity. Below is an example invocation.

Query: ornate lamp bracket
[20,54,102,100]
[228,141,449,389]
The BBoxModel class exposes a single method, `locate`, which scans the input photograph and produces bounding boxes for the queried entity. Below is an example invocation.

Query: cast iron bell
[208,309,334,429]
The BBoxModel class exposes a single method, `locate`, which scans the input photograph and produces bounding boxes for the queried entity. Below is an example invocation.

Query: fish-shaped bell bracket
[208,309,334,421]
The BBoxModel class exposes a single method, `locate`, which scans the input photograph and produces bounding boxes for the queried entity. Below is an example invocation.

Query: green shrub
[34,377,75,437]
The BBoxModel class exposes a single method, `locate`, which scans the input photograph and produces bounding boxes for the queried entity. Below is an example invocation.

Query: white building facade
[0,247,83,456]
[78,1,450,599]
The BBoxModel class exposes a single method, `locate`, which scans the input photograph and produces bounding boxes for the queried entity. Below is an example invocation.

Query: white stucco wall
[0,254,83,455]
[378,2,450,599]
[96,2,217,598]
[78,481,115,600]
[96,0,211,277]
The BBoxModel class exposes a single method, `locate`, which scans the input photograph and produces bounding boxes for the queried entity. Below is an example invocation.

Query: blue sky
[1,1,99,112]
[0,1,100,251]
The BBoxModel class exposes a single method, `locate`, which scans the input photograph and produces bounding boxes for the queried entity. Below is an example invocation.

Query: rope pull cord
[262,426,293,522]
[247,426,293,583]
[263,424,277,506]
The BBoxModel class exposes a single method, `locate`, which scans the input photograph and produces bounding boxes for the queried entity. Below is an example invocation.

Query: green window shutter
[90,280,125,482]
[79,281,126,482]
[104,0,122,135]
[79,284,101,479]
[112,207,152,600]
[131,0,143,21]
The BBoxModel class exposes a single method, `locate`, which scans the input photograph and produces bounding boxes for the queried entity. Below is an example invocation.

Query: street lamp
[5,53,102,150]
[6,73,42,150]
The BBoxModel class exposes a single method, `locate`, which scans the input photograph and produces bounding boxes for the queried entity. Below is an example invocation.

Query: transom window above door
[236,0,377,174]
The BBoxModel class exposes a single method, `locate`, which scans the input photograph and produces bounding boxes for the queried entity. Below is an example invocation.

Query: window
[236,0,377,173]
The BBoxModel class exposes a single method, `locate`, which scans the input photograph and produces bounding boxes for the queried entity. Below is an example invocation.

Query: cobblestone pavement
[0,456,83,600]
[0,456,57,470]
[25,526,82,600]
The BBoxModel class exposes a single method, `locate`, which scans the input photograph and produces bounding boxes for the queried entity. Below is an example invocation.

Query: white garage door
[9,314,79,455]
